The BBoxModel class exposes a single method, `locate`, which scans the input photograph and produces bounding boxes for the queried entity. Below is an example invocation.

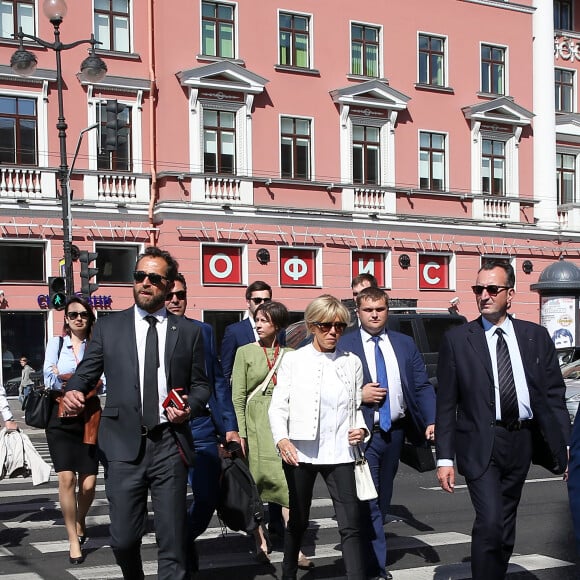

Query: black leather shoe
[78,535,87,546]
[69,554,85,565]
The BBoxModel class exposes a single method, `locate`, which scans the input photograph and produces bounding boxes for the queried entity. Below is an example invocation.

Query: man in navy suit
[165,274,240,573]
[63,247,210,580]
[338,287,435,580]
[436,260,569,580]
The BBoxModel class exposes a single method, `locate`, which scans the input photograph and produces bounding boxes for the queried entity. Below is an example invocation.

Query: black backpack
[217,455,264,534]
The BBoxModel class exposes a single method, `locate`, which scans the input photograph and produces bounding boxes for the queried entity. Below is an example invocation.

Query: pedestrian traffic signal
[104,99,128,152]
[48,277,67,310]
[79,251,99,298]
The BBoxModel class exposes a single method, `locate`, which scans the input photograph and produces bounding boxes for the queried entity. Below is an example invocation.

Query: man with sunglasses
[165,273,240,573]
[436,260,569,580]
[338,286,435,580]
[62,247,211,580]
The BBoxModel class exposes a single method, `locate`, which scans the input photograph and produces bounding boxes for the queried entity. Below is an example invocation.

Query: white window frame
[276,9,315,70]
[0,85,48,168]
[199,242,248,286]
[278,114,315,181]
[199,0,238,60]
[88,96,142,173]
[555,67,576,114]
[351,249,392,290]
[349,20,383,78]
[0,0,36,39]
[479,41,509,96]
[278,245,322,288]
[417,252,456,291]
[92,0,133,53]
[417,31,448,87]
[418,129,449,192]
[556,146,579,205]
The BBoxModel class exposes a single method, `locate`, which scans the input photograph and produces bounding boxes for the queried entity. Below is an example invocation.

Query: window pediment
[177,61,268,95]
[557,113,580,142]
[462,97,532,127]
[330,80,410,112]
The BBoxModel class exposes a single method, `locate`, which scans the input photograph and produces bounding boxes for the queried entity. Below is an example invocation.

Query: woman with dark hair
[232,301,310,567]
[43,296,100,565]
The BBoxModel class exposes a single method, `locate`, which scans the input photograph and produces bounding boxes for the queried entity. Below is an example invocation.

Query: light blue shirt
[43,335,86,391]
[481,316,533,421]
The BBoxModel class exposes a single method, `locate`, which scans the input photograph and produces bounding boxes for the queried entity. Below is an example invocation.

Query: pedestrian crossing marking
[421,476,565,491]
[391,554,574,579]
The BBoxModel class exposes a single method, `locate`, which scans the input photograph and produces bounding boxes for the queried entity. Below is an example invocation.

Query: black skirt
[45,399,99,474]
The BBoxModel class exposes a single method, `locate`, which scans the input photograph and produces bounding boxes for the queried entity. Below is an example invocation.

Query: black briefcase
[400,442,436,472]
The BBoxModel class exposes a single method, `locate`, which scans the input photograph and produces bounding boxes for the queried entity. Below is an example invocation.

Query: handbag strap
[246,349,285,404]
[347,361,366,462]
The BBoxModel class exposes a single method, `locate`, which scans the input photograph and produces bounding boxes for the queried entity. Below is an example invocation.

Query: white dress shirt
[482,316,533,421]
[360,328,406,423]
[134,305,169,424]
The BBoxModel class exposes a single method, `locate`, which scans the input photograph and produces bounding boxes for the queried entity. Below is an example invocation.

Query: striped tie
[495,328,519,425]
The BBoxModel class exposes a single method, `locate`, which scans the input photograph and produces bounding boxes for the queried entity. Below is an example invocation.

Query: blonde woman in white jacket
[269,295,368,580]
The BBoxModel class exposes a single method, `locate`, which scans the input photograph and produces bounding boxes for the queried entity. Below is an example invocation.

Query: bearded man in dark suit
[436,260,569,580]
[63,246,210,580]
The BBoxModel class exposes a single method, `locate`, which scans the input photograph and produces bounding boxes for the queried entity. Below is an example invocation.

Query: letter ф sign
[351,251,385,287]
[280,248,317,287]
[418,253,450,290]
[202,245,243,285]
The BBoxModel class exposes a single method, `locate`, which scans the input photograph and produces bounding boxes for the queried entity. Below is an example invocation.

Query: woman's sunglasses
[67,311,90,320]
[313,321,348,333]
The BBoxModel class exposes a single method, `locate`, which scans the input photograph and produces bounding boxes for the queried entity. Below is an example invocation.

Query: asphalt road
[1,403,579,579]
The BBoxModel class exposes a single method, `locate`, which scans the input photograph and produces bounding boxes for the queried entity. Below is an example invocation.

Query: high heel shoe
[255,548,270,564]
[69,553,85,565]
[78,535,87,546]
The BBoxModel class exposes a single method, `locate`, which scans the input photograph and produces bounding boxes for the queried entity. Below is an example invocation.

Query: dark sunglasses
[166,290,186,301]
[250,297,271,305]
[67,311,90,320]
[471,285,511,296]
[133,270,169,286]
[313,321,348,333]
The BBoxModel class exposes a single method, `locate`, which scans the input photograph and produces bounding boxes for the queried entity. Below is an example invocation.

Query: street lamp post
[9,0,107,297]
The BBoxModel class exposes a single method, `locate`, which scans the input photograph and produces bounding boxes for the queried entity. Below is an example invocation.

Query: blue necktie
[372,336,391,431]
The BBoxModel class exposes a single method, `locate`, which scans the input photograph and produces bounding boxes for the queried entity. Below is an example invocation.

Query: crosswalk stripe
[421,476,564,492]
[391,554,574,579]
[61,552,574,580]
[0,574,43,579]
[0,484,106,498]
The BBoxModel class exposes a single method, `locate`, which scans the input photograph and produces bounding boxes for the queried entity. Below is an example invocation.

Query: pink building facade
[0,0,579,381]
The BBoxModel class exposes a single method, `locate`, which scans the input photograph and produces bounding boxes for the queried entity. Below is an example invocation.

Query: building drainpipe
[147,0,158,246]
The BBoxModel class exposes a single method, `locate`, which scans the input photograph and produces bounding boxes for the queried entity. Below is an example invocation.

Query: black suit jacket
[66,307,211,464]
[436,316,570,479]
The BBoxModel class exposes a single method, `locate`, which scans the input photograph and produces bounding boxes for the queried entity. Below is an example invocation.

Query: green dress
[232,342,291,506]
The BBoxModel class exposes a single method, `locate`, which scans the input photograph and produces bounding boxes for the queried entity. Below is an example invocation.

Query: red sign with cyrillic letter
[280,248,316,286]
[202,245,242,285]
[418,254,449,289]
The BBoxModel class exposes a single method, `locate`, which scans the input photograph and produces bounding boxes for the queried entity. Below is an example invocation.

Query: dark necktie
[143,315,159,429]
[495,328,519,425]
[372,336,391,431]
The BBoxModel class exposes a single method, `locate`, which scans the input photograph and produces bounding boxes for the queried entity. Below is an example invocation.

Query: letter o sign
[202,245,242,284]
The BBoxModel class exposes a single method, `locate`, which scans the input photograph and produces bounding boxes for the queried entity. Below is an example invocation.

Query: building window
[0,241,44,282]
[94,0,130,53]
[419,132,445,191]
[281,116,311,180]
[481,45,505,95]
[557,152,576,204]
[481,138,505,195]
[555,0,572,30]
[204,110,235,174]
[0,0,34,38]
[95,244,139,284]
[418,34,445,86]
[279,12,310,68]
[555,68,574,113]
[97,102,132,172]
[201,1,234,58]
[352,125,379,185]
[351,24,379,77]
[0,96,37,165]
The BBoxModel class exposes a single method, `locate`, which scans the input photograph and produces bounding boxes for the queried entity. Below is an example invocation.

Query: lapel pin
[171,326,177,331]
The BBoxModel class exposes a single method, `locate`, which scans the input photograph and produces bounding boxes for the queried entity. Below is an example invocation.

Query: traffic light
[48,277,67,311]
[104,99,128,151]
[79,251,99,298]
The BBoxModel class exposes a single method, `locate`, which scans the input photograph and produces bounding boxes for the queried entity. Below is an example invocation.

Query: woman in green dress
[232,301,309,567]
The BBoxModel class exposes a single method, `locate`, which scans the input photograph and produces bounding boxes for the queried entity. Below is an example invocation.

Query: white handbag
[353,444,377,501]
[349,379,378,501]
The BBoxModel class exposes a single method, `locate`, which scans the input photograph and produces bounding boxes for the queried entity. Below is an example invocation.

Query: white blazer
[269,345,367,445]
